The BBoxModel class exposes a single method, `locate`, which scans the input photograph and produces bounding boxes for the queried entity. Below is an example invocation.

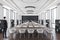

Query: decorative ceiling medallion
[21,0,39,3]
[25,6,36,8]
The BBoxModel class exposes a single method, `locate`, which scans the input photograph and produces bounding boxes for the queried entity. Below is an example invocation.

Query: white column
[8,9,11,28]
[16,13,18,25]
[0,3,3,19]
[16,13,20,25]
[46,10,51,28]
[40,13,42,24]
[41,13,43,24]
[6,9,9,28]
[6,9,13,28]
[50,9,52,28]
[14,11,17,26]
[44,12,46,26]
[10,10,14,19]
[39,14,41,24]
[51,8,57,28]
[19,14,22,24]
[18,14,20,24]
[16,13,18,20]
[46,10,51,19]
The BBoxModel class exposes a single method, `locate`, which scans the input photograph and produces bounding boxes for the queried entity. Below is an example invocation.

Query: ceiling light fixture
[25,6,36,8]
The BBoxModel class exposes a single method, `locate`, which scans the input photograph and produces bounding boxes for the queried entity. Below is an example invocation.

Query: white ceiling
[1,0,57,14]
[22,0,39,3]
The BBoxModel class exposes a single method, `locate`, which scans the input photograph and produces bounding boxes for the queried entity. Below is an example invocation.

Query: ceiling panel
[3,0,56,14]
[22,0,39,3]
[12,0,49,14]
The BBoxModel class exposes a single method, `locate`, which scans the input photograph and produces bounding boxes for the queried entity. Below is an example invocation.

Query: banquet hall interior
[0,0,60,40]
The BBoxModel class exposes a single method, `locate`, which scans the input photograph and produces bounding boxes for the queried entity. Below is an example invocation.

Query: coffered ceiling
[2,0,57,14]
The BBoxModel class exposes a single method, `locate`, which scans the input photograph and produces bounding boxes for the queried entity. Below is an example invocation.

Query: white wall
[56,0,60,19]
[56,6,60,19]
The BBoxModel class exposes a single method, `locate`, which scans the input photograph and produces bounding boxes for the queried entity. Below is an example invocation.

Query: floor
[55,33,60,40]
[0,30,60,40]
